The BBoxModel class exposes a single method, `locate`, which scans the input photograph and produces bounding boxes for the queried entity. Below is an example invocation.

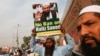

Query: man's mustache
[81,35,96,41]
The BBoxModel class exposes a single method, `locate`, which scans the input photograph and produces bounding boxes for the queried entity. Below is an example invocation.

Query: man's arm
[59,25,75,56]
[30,36,42,53]
[60,25,75,47]
[30,36,36,48]
[65,34,75,48]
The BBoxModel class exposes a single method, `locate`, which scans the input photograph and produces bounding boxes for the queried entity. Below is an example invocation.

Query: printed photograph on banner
[32,2,61,37]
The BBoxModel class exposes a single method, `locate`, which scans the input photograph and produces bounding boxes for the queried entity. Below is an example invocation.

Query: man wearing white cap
[72,5,100,56]
[40,3,57,21]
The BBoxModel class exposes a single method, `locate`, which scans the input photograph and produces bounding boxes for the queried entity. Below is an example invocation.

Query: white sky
[0,0,71,47]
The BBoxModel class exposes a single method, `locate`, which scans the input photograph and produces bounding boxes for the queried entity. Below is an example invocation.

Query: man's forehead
[78,12,94,22]
[77,13,87,25]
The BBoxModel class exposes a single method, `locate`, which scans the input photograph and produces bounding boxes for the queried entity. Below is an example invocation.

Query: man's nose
[80,26,89,36]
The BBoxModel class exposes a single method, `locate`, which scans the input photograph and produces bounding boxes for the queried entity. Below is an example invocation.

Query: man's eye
[85,22,94,26]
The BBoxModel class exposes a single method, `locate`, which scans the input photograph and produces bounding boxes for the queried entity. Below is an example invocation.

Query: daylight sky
[0,0,71,47]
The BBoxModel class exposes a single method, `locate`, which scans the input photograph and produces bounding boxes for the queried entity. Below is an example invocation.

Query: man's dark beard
[45,45,55,56]
[81,35,100,56]
[43,11,50,17]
